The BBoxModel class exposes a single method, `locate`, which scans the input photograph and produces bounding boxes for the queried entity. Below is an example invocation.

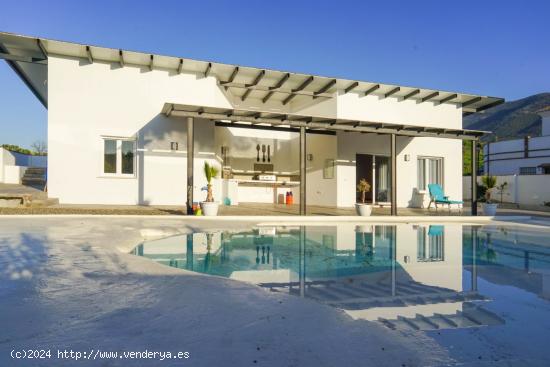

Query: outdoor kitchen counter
[235,179,300,187]
[223,179,300,204]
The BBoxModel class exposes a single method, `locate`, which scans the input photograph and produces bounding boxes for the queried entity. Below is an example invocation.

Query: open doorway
[356,154,391,205]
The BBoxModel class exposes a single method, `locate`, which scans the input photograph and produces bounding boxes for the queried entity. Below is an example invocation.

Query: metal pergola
[163,103,484,216]
[0,31,504,115]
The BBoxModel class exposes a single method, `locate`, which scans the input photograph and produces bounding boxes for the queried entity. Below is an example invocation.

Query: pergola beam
[282,74,314,104]
[344,81,359,94]
[313,79,336,99]
[402,89,420,101]
[169,107,483,140]
[421,91,439,103]
[37,39,47,58]
[474,99,504,112]
[220,66,239,85]
[204,62,212,77]
[437,93,458,105]
[384,87,401,98]
[224,81,333,99]
[86,46,93,63]
[293,76,314,92]
[364,84,380,96]
[262,91,275,103]
[246,70,266,87]
[282,93,296,105]
[461,96,482,108]
[270,73,290,90]
[241,70,265,101]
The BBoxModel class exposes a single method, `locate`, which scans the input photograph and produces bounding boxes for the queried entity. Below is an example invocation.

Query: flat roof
[163,103,488,140]
[0,31,504,114]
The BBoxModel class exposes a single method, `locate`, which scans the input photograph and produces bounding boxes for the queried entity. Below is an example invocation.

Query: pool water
[133,223,550,363]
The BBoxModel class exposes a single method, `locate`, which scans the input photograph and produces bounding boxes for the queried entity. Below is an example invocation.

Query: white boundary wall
[0,147,46,183]
[463,175,550,206]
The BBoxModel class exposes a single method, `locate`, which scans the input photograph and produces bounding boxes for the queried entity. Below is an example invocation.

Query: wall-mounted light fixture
[170,142,179,151]
[404,154,410,161]
[307,154,313,161]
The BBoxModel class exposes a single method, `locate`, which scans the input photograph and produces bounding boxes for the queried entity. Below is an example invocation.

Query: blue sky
[1,0,549,149]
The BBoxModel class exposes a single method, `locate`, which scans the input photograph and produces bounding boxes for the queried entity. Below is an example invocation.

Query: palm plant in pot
[200,162,220,216]
[481,175,498,216]
[355,178,372,216]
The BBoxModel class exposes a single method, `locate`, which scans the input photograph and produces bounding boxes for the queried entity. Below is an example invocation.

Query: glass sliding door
[356,154,392,205]
[374,156,391,203]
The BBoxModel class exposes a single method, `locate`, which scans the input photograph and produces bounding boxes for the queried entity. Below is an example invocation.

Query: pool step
[377,304,505,331]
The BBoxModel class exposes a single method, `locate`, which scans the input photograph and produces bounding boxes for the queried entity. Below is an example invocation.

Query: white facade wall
[47,55,464,207]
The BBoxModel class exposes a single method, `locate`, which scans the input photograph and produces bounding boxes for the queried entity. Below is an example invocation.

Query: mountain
[463,93,550,142]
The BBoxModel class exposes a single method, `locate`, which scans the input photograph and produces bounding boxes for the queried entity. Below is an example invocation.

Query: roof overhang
[0,31,504,115]
[163,103,488,141]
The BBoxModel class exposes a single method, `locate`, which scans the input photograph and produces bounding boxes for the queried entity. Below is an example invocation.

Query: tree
[463,141,484,175]
[31,140,47,155]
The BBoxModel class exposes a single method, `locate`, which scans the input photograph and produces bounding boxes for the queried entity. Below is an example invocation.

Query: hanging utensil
[256,144,260,162]
[267,145,271,162]
[262,144,266,162]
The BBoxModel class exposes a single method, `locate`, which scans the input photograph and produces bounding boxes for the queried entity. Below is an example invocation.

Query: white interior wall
[305,134,337,207]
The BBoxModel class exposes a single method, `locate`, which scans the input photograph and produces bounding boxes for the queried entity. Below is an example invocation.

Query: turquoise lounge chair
[427,184,463,211]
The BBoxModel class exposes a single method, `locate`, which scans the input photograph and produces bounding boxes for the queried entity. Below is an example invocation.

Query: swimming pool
[132,222,550,363]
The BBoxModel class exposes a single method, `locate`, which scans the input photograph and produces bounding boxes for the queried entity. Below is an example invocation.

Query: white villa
[0,32,504,215]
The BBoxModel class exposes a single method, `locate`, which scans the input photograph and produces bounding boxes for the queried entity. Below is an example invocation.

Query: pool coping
[0,214,531,222]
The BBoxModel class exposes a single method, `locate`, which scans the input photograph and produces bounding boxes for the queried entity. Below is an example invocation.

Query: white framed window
[102,137,136,177]
[417,157,443,191]
[417,226,444,262]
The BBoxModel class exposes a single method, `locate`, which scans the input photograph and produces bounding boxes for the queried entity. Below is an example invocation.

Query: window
[417,226,444,262]
[103,138,135,176]
[417,157,443,191]
[104,140,117,174]
[519,167,536,175]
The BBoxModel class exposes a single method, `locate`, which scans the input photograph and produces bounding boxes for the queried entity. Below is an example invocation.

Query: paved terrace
[2,183,550,218]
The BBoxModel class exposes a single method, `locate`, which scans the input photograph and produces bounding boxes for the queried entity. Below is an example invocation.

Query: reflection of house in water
[134,224,506,331]
[465,227,550,301]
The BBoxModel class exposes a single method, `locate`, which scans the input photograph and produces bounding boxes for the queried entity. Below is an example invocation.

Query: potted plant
[355,178,373,216]
[200,162,220,216]
[481,175,498,216]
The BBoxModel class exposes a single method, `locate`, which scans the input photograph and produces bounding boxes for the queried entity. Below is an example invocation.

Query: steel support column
[390,134,397,216]
[471,140,478,216]
[300,127,306,215]
[187,117,194,215]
